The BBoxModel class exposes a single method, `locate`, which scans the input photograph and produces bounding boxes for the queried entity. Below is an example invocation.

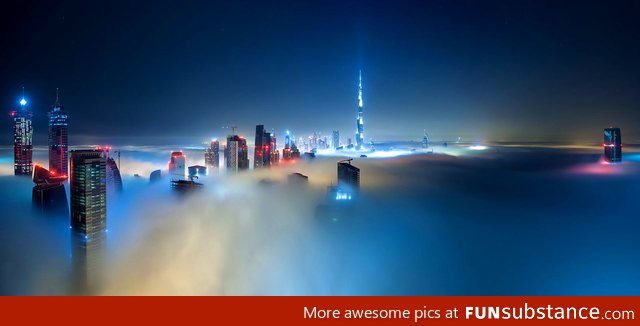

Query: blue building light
[335,192,352,201]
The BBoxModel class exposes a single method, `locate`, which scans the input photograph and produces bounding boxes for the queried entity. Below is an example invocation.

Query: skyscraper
[270,134,279,165]
[225,134,249,172]
[204,139,220,168]
[168,151,186,176]
[422,129,429,149]
[355,71,365,151]
[604,127,622,163]
[48,89,69,176]
[70,150,107,238]
[70,150,107,293]
[332,130,340,149]
[100,147,123,193]
[337,159,360,193]
[282,131,294,161]
[32,164,69,217]
[254,125,273,168]
[11,90,33,176]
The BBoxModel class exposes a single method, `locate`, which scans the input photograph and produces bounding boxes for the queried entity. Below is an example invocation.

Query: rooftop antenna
[56,88,59,103]
[231,125,237,135]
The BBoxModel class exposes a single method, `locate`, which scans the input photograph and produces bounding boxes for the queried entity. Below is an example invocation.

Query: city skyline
[1,1,639,145]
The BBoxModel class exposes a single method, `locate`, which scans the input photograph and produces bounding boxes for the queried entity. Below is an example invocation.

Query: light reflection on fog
[1,144,640,295]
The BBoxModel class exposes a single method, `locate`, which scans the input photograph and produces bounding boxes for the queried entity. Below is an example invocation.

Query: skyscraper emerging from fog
[48,89,69,176]
[355,71,365,151]
[225,134,249,172]
[604,127,622,162]
[422,130,429,149]
[70,149,107,293]
[254,125,272,168]
[269,134,279,165]
[32,164,68,216]
[205,139,220,168]
[168,151,186,176]
[100,147,123,194]
[70,150,107,238]
[333,130,340,149]
[11,90,33,176]
[337,159,360,193]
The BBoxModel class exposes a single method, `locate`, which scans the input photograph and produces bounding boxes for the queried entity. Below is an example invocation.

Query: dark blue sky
[1,0,639,145]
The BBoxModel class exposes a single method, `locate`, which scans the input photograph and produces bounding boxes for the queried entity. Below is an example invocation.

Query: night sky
[1,0,639,145]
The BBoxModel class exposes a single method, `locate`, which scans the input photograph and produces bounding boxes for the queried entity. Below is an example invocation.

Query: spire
[56,88,59,103]
[358,70,363,108]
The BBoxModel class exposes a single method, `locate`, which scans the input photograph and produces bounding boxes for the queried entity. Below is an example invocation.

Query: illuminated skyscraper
[168,151,186,176]
[70,150,107,238]
[225,134,249,172]
[70,150,107,293]
[205,139,220,168]
[254,125,273,168]
[283,131,293,161]
[337,159,360,193]
[422,129,429,149]
[48,88,69,176]
[355,71,365,151]
[270,134,279,165]
[604,127,622,162]
[10,89,33,176]
[100,147,123,194]
[284,130,291,147]
[188,165,207,177]
[332,130,340,149]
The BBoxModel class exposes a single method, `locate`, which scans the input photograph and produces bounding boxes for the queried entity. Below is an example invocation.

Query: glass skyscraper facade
[11,96,33,176]
[205,139,220,168]
[70,150,107,237]
[48,91,69,176]
[225,134,249,172]
[604,127,622,162]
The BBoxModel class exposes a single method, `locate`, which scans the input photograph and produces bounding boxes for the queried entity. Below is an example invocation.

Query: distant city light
[335,192,352,201]
[469,145,488,151]
[19,98,27,106]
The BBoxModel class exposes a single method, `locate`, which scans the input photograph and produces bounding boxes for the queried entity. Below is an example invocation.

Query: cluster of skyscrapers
[8,89,126,290]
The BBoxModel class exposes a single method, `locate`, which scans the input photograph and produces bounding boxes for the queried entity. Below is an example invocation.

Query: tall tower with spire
[10,87,33,175]
[49,88,69,177]
[355,70,365,150]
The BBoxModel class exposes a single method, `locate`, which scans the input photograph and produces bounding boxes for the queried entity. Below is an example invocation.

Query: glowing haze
[1,144,640,295]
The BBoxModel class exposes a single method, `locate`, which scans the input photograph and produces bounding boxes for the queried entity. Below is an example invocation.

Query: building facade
[337,159,360,193]
[204,139,220,168]
[48,90,69,176]
[604,127,622,162]
[254,125,273,168]
[32,164,69,217]
[11,95,33,176]
[225,134,249,172]
[168,151,186,176]
[70,150,107,238]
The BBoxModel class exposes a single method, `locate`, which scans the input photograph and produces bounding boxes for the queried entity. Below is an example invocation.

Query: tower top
[19,87,27,107]
[358,70,363,108]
